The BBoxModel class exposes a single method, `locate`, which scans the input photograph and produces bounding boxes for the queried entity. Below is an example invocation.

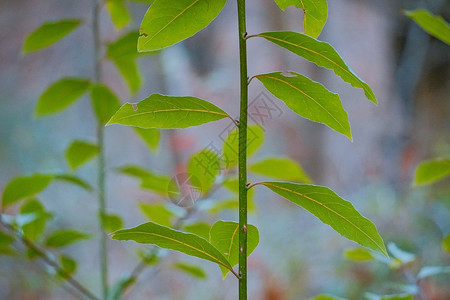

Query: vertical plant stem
[92,1,108,299]
[237,0,248,299]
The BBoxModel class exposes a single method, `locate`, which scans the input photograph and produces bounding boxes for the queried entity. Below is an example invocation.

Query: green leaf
[35,78,90,117]
[188,149,220,195]
[249,157,312,183]
[65,141,99,170]
[173,261,207,279]
[112,221,235,275]
[108,275,135,300]
[258,182,387,256]
[344,248,374,262]
[405,10,450,45]
[223,125,264,168]
[309,295,348,300]
[273,0,328,38]
[256,72,351,139]
[417,266,450,279]
[53,174,94,191]
[90,84,121,124]
[141,175,174,196]
[23,19,81,53]
[209,220,259,277]
[119,165,175,196]
[207,199,239,214]
[255,31,377,104]
[138,203,176,227]
[106,0,131,30]
[133,128,160,152]
[183,222,211,240]
[117,165,153,179]
[20,199,50,241]
[101,214,124,232]
[414,158,450,186]
[0,246,15,256]
[106,32,142,94]
[107,94,230,129]
[443,234,450,253]
[107,31,140,60]
[138,0,227,52]
[0,231,14,246]
[365,293,413,300]
[113,59,141,94]
[2,174,53,208]
[45,230,90,248]
[58,255,77,278]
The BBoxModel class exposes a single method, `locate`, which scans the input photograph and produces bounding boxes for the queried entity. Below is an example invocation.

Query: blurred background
[0,0,449,299]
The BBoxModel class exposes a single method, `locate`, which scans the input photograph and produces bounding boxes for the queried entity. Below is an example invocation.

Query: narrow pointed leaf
[20,199,50,241]
[405,10,450,45]
[65,141,99,170]
[365,293,413,300]
[133,128,160,152]
[107,94,230,129]
[107,31,139,60]
[117,165,153,179]
[273,0,328,38]
[255,31,377,104]
[58,255,77,278]
[256,72,351,139]
[2,174,53,208]
[259,182,387,256]
[101,214,124,232]
[90,84,121,124]
[443,234,450,253]
[344,248,374,261]
[107,0,131,30]
[173,262,207,279]
[45,230,90,248]
[138,0,227,52]
[35,78,90,117]
[112,221,234,274]
[210,220,259,277]
[107,32,142,94]
[53,174,94,191]
[223,125,264,168]
[414,158,450,186]
[188,149,220,195]
[116,59,142,94]
[250,157,312,183]
[118,166,175,196]
[139,203,176,227]
[0,246,16,256]
[0,232,14,247]
[23,19,81,53]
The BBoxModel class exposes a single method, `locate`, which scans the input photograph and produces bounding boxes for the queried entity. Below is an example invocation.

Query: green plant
[343,242,450,300]
[0,1,166,299]
[107,0,388,299]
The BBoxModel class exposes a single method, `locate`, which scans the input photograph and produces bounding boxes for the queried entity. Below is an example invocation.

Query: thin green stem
[237,0,248,299]
[92,1,108,299]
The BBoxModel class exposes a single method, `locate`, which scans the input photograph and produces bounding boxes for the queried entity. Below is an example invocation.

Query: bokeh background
[0,0,449,299]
